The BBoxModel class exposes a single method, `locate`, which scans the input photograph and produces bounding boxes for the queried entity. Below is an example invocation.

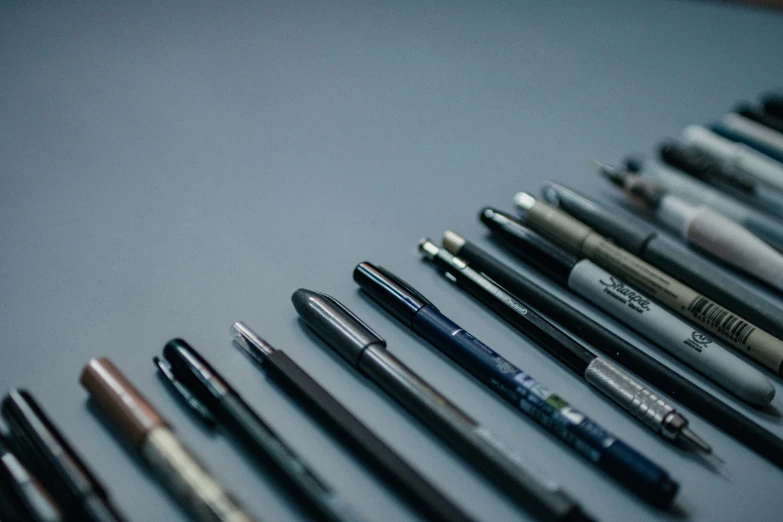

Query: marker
[80,358,258,522]
[601,163,783,293]
[439,231,783,469]
[480,208,775,406]
[681,124,783,193]
[354,258,682,506]
[230,321,476,522]
[737,104,783,136]
[540,181,783,343]
[155,339,367,522]
[418,238,711,456]
[0,389,127,522]
[513,192,783,375]
[656,143,783,222]
[292,289,593,522]
[0,427,62,522]
[714,113,783,162]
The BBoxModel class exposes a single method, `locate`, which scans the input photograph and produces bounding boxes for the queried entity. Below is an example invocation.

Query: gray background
[1,1,782,521]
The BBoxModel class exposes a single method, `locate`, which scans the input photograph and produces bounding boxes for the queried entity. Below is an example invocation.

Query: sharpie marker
[480,209,775,406]
[513,192,783,375]
[601,163,783,293]
[681,125,783,193]
[540,182,783,343]
[292,289,592,522]
[354,260,680,506]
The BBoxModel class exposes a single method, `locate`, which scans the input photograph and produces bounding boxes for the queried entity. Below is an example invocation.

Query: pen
[658,140,756,195]
[681,125,783,193]
[418,238,710,455]
[737,104,783,136]
[155,339,367,522]
[513,192,783,375]
[0,427,62,522]
[0,389,127,522]
[230,321,476,522]
[540,181,783,343]
[715,113,783,161]
[712,121,783,166]
[630,159,783,252]
[292,289,593,522]
[601,162,783,293]
[656,144,783,222]
[480,208,775,406]
[439,232,783,469]
[80,357,258,522]
[356,259,681,507]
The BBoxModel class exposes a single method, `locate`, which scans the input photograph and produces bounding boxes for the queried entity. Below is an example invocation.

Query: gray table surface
[2,1,783,521]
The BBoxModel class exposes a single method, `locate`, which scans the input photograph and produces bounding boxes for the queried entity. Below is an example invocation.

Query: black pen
[0,426,62,522]
[230,321,476,522]
[155,339,367,522]
[292,289,593,522]
[418,239,710,455]
[440,231,783,469]
[0,389,127,522]
[355,259,681,507]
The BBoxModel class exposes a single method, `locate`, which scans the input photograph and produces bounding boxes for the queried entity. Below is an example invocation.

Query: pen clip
[319,293,386,345]
[154,357,217,428]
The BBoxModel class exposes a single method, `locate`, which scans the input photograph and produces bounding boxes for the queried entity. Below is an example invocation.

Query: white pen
[631,159,783,253]
[480,208,776,406]
[720,113,783,157]
[681,125,783,193]
[600,162,783,294]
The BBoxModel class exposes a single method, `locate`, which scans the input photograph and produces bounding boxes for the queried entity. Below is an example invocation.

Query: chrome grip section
[585,358,679,439]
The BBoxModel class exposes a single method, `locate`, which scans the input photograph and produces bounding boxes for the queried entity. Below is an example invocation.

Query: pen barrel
[584,359,676,438]
[140,428,257,522]
[262,352,474,522]
[357,347,582,522]
[686,208,783,292]
[218,396,362,522]
[0,450,63,522]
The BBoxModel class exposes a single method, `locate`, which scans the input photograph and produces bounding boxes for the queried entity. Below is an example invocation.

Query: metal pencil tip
[680,427,713,455]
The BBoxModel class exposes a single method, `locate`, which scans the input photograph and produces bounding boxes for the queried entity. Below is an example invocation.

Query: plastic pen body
[0,439,62,522]
[541,182,783,343]
[717,113,783,160]
[292,289,591,522]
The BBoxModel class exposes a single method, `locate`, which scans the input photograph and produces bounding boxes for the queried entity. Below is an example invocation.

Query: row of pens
[3,92,783,522]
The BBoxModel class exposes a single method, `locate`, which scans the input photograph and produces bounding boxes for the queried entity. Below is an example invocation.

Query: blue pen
[353,261,679,509]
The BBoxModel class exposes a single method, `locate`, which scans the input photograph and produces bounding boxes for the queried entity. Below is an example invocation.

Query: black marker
[292,289,593,522]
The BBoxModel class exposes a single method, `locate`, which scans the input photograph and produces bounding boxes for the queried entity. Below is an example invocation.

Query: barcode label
[687,297,756,345]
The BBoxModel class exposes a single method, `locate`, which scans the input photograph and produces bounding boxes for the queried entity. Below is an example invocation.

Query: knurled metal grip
[585,358,679,439]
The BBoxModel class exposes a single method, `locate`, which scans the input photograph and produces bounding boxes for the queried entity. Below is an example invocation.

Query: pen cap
[479,208,577,285]
[353,262,431,327]
[80,358,169,449]
[292,289,387,366]
[163,339,236,402]
[762,93,783,120]
[541,182,653,255]
[659,141,755,193]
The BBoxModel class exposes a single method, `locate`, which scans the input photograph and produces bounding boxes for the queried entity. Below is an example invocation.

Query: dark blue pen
[353,262,679,509]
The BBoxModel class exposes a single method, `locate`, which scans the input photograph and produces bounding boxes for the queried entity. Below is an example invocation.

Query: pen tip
[680,427,713,455]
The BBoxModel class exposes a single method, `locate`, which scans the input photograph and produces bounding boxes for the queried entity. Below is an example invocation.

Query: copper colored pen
[80,358,258,522]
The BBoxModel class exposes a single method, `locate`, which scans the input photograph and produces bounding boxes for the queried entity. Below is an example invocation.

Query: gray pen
[291,289,593,522]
